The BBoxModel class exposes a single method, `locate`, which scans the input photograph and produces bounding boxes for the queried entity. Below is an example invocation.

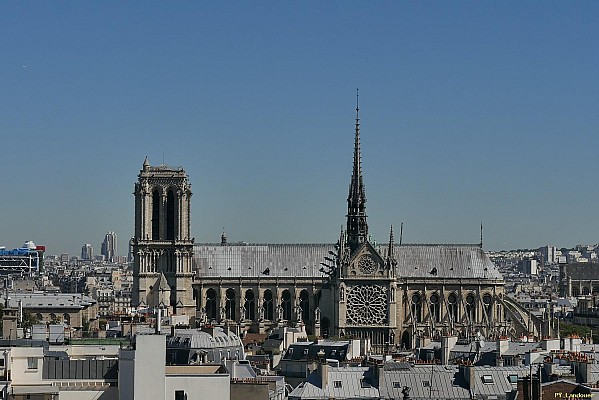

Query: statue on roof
[295,303,303,323]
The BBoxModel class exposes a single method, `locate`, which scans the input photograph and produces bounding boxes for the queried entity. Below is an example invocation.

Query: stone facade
[131,158,195,317]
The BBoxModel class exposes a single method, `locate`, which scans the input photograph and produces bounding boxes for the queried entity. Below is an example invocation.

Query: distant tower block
[130,157,195,318]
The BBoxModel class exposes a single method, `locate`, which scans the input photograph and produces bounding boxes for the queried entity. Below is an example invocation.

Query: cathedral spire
[346,89,368,252]
[388,225,395,258]
[386,225,397,271]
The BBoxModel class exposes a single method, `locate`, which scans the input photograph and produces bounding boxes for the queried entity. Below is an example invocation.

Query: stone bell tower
[131,157,195,319]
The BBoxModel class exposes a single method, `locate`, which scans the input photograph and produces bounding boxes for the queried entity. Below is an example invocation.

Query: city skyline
[1,3,599,255]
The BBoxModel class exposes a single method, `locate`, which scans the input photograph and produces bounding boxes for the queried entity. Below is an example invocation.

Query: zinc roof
[288,366,379,399]
[380,364,470,400]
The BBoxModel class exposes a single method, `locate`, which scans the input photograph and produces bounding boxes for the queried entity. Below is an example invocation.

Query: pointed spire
[348,88,366,205]
[346,89,368,252]
[388,225,395,258]
[480,222,483,248]
[399,222,403,245]
[143,156,150,171]
[386,225,397,271]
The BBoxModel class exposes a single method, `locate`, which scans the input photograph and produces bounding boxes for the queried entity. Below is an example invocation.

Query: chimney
[317,360,329,388]
[496,336,509,366]
[544,358,555,378]
[462,364,476,395]
[577,359,593,384]
[441,335,458,365]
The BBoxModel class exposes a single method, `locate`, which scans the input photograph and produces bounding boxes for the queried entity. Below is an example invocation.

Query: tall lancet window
[152,190,160,240]
[166,189,175,240]
[263,290,274,320]
[225,289,236,320]
[206,289,217,321]
[430,293,441,323]
[281,290,292,320]
[244,290,255,320]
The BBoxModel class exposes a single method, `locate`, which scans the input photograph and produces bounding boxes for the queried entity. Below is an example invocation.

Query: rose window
[346,285,387,325]
[358,255,377,274]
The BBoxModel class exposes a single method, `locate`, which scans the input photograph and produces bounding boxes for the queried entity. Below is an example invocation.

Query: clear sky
[1,2,598,256]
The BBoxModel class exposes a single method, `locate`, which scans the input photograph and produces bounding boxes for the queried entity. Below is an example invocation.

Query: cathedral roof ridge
[398,243,483,247]
[196,242,336,247]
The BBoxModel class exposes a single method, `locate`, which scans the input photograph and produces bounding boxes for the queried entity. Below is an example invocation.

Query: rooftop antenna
[399,222,403,245]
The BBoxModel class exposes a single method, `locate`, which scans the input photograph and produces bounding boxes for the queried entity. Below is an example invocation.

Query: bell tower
[131,157,195,319]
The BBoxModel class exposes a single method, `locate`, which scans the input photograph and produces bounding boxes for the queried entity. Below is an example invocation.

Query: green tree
[21,311,40,331]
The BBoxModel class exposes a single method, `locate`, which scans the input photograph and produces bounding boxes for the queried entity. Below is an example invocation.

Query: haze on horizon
[1,2,598,256]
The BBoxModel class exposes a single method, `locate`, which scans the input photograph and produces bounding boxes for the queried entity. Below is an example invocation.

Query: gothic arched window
[430,293,441,323]
[465,293,476,322]
[152,190,160,240]
[263,290,274,320]
[448,293,459,322]
[411,293,422,323]
[225,289,236,320]
[206,288,217,320]
[244,290,255,320]
[281,290,292,320]
[166,189,175,240]
[299,290,310,322]
[482,293,493,319]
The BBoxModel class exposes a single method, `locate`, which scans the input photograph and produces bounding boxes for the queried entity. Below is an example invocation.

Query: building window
[206,288,217,320]
[483,293,493,319]
[448,293,459,321]
[244,290,255,320]
[411,293,422,323]
[281,290,292,320]
[225,288,236,320]
[152,190,161,240]
[393,381,401,388]
[166,189,176,241]
[263,290,274,320]
[333,381,342,388]
[174,390,186,400]
[466,293,476,322]
[27,357,38,370]
[481,375,494,384]
[422,380,430,387]
[430,293,440,323]
[299,290,310,322]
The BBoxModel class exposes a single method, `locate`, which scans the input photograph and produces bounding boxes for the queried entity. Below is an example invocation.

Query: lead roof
[194,243,502,280]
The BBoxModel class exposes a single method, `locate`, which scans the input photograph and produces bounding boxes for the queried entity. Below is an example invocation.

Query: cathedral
[131,99,508,350]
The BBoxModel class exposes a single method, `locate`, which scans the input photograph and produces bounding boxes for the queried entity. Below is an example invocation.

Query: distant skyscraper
[81,244,93,260]
[101,231,117,262]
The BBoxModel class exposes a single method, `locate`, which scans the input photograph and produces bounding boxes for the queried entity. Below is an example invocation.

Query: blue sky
[1,2,598,255]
